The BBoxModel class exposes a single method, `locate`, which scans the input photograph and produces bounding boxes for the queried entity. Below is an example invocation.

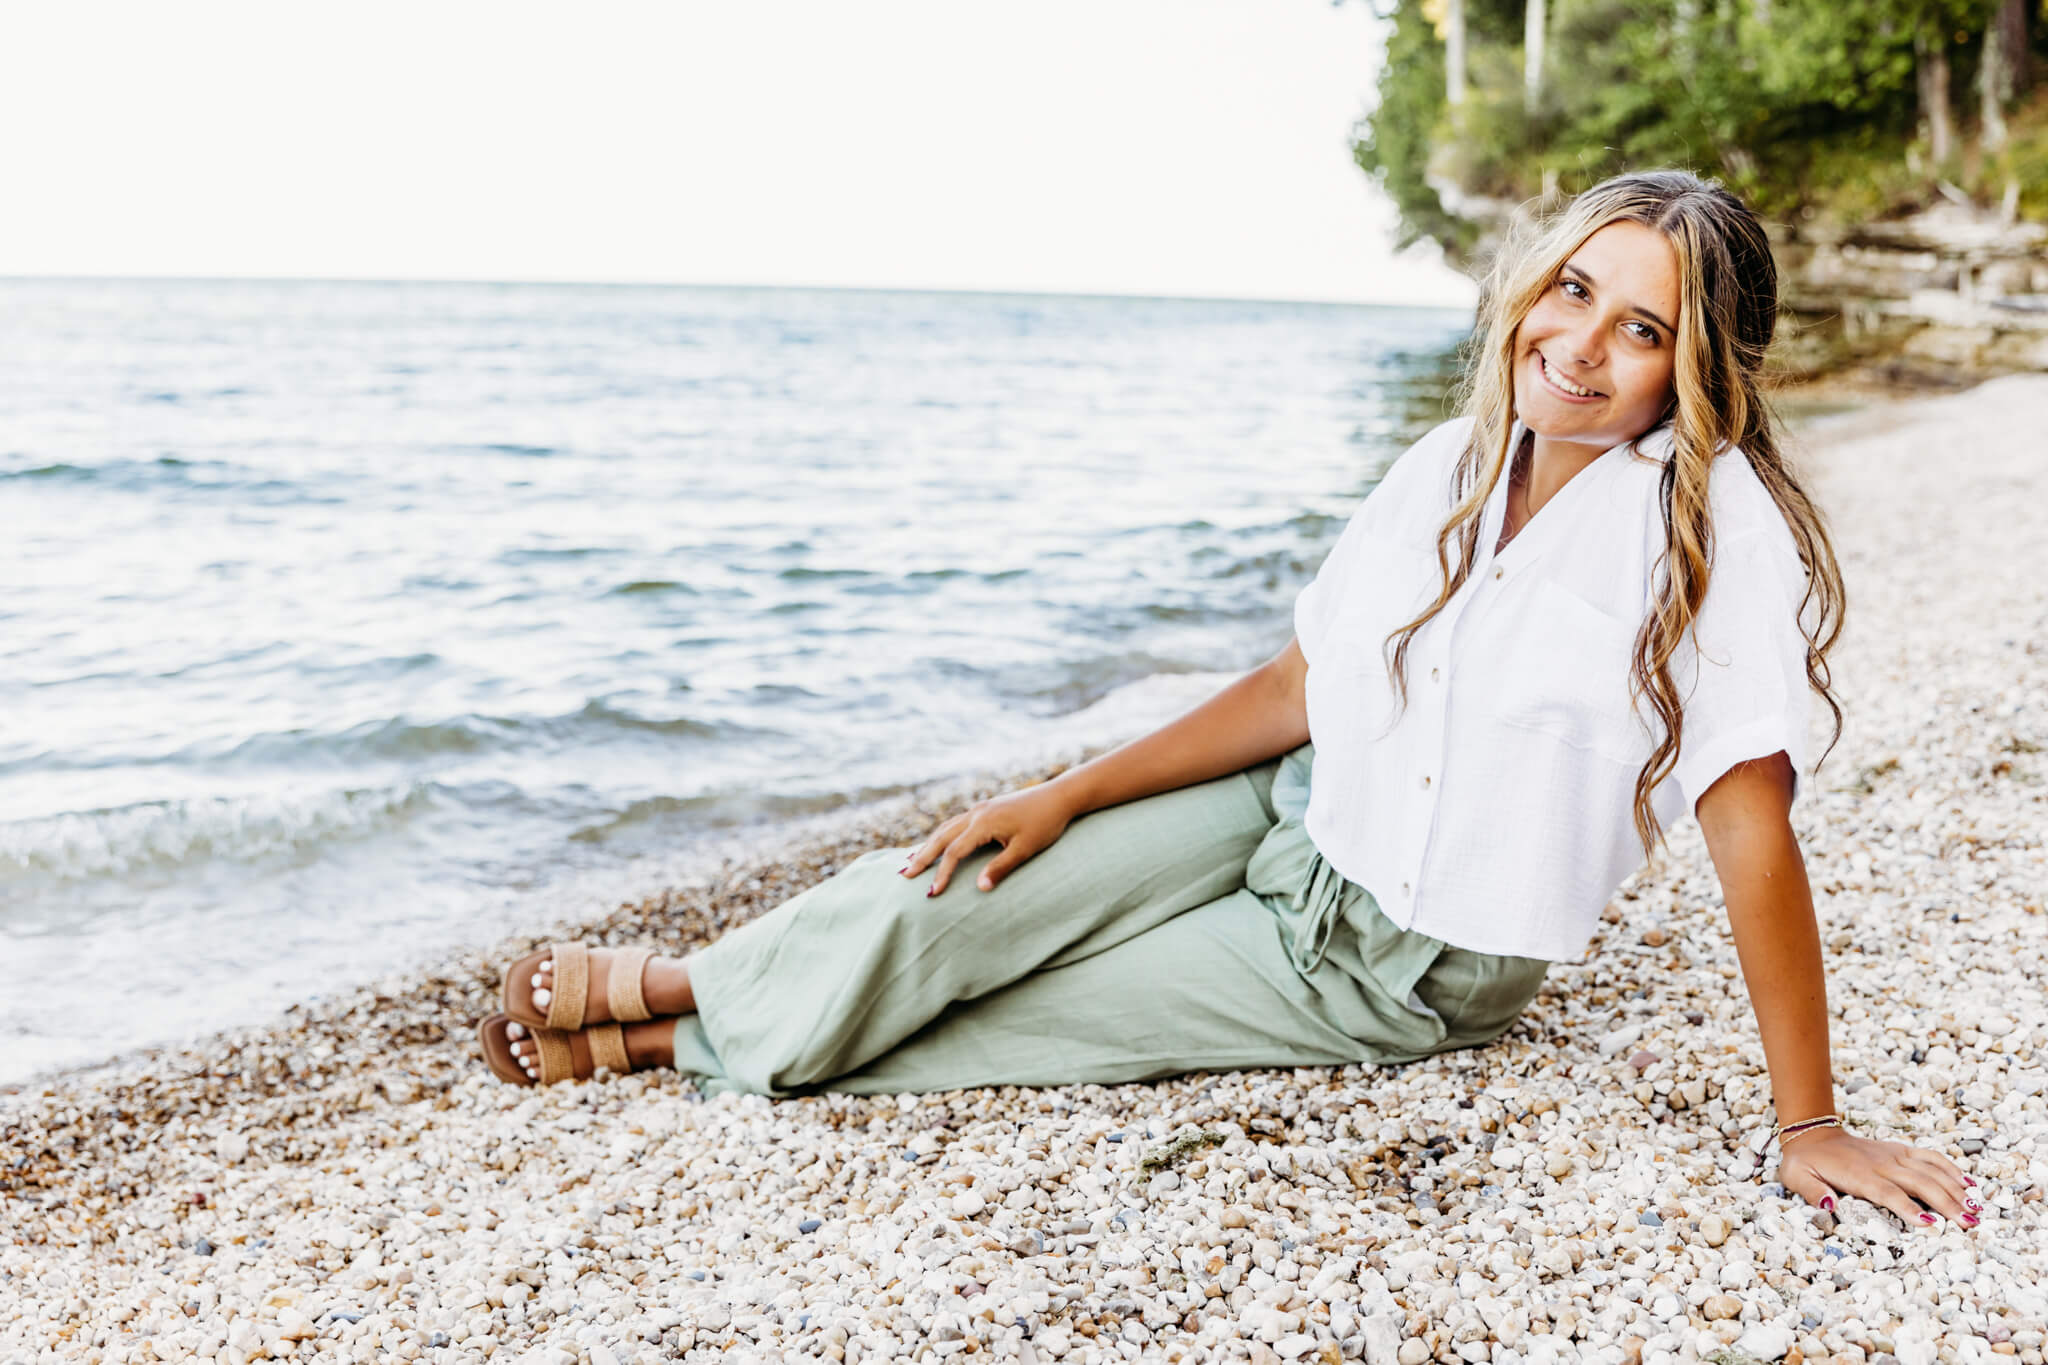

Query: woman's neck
[1522,429,1608,523]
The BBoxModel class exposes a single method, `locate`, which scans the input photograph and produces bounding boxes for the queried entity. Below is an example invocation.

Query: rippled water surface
[1,278,1470,1080]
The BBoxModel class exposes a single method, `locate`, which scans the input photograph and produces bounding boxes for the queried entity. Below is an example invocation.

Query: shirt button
[1430,666,1440,682]
[1421,774,1431,788]
[1493,566,1504,580]
[1401,882,1411,895]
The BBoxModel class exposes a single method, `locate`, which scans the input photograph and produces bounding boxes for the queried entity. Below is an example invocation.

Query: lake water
[0,278,1470,1082]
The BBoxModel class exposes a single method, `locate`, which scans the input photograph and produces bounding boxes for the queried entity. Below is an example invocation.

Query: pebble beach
[4,375,2046,1365]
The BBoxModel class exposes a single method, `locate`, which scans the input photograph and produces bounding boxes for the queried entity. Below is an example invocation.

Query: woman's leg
[675,753,1292,1097]
[781,883,1381,1096]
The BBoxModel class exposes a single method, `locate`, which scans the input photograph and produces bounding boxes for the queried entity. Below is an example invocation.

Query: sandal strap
[546,942,590,1030]
[533,1027,578,1085]
[586,1021,631,1075]
[606,947,655,1023]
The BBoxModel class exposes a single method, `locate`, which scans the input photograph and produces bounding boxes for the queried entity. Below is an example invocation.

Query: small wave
[572,698,729,740]
[991,650,1208,717]
[500,545,626,565]
[1205,547,1317,582]
[215,700,729,764]
[0,454,280,494]
[777,567,874,581]
[1265,509,1347,538]
[3,462,91,482]
[402,572,479,592]
[569,781,915,844]
[0,699,746,777]
[0,781,441,883]
[474,443,558,458]
[748,682,824,702]
[846,579,942,597]
[294,652,442,684]
[606,579,698,597]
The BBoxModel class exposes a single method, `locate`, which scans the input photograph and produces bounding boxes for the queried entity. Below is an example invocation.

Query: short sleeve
[1293,417,1468,670]
[1671,527,1817,816]
[1294,499,1377,670]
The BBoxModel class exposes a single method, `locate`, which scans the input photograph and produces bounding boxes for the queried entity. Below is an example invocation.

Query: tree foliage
[1356,0,2048,254]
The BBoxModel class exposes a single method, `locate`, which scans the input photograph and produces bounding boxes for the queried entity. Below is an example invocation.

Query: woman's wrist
[1778,1117,1842,1148]
[1043,766,1100,821]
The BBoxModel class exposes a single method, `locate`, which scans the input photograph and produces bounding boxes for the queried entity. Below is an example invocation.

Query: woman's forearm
[1049,638,1312,817]
[1720,817,1836,1125]
[1696,753,1838,1127]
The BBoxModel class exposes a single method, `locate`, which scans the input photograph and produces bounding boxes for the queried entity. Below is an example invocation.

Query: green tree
[1352,0,2045,250]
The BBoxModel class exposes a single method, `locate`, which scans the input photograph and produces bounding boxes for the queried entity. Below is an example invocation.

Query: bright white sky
[0,2,1477,307]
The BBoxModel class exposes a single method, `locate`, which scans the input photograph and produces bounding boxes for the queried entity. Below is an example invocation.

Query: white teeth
[1542,354,1597,397]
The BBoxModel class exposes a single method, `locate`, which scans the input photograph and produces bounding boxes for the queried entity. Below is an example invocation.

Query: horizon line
[0,271,1480,314]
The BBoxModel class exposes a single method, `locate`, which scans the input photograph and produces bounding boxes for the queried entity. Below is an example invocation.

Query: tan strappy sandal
[500,942,656,1033]
[478,1013,635,1087]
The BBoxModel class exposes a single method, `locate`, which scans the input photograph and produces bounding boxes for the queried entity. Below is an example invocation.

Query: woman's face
[1512,219,1681,453]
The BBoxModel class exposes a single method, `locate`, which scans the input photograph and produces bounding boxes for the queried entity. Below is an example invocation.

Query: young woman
[479,170,1982,1233]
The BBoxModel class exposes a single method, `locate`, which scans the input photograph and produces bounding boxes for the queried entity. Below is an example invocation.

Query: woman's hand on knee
[900,784,1078,897]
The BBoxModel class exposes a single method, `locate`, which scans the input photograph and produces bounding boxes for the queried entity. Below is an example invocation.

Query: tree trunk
[1523,0,1547,112]
[1674,0,1699,77]
[1446,0,1466,108]
[1916,25,1952,169]
[1981,0,2028,151]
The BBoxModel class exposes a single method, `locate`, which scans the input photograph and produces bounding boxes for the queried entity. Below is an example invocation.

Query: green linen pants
[670,742,1550,1098]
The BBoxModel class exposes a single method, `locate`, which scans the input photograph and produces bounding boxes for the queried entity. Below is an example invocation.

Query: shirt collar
[1485,417,1654,571]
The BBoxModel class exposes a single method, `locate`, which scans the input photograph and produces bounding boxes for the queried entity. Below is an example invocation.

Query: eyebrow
[1562,261,1674,336]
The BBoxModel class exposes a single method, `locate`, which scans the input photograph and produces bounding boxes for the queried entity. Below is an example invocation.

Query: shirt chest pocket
[1486,578,1652,766]
[1311,535,1444,735]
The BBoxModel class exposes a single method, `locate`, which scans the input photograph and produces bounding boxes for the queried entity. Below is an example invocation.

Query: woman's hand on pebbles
[900,783,1079,897]
[1779,1128,1983,1230]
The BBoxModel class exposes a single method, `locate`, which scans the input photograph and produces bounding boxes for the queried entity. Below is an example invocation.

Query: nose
[1569,315,1605,367]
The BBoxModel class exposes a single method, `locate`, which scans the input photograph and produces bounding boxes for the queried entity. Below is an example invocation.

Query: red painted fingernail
[1920,1213,1937,1224]
[1964,1176,1977,1187]
[1820,1197,1834,1211]
[1962,1214,1979,1226]
[926,884,937,898]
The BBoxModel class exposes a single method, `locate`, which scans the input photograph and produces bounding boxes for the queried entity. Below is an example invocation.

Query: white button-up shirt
[1293,414,1818,963]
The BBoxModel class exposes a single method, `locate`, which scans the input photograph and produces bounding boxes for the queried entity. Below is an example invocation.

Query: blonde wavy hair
[1383,168,1846,866]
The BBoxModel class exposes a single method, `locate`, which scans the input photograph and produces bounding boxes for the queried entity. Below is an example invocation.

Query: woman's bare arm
[1698,752,1978,1230]
[904,638,1311,894]
[1048,636,1310,818]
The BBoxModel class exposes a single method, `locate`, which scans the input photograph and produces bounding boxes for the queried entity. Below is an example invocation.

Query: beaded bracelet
[1744,1112,1843,1175]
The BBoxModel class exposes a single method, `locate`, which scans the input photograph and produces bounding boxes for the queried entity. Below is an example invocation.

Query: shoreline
[6,377,2046,1363]
[0,381,1879,1100]
[0,380,1900,1096]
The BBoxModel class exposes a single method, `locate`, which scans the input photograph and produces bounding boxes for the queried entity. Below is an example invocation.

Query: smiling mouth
[1538,352,1603,398]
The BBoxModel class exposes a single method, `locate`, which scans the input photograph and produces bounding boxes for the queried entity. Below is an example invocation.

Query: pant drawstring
[1289,850,1348,977]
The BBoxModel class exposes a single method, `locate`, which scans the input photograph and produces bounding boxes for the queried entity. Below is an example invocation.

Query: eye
[1625,320,1660,345]
[1559,278,1588,301]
